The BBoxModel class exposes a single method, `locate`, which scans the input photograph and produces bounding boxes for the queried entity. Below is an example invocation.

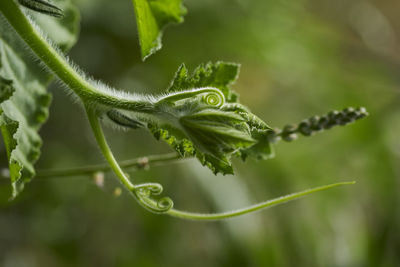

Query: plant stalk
[36,152,182,178]
[166,181,355,220]
[0,0,154,112]
[86,107,135,191]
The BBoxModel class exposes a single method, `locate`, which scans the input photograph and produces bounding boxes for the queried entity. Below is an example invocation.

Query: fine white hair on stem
[22,12,159,112]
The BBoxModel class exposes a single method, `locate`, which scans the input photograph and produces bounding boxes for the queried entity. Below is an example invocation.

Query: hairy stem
[166,181,355,220]
[0,0,154,112]
[36,152,182,178]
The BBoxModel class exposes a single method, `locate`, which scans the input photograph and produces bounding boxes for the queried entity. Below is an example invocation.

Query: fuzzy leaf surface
[0,0,80,197]
[166,62,275,165]
[110,62,275,175]
[168,62,240,102]
[132,0,186,60]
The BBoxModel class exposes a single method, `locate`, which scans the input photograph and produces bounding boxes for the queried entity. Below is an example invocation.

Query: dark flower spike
[18,0,64,18]
[268,107,369,143]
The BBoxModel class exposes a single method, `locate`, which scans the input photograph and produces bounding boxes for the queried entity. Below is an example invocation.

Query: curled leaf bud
[107,110,144,129]
[18,0,64,18]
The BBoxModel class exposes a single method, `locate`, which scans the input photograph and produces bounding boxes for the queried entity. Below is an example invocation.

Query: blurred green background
[1,0,400,266]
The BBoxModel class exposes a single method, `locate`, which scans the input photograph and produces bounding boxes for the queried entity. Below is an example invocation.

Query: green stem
[166,181,355,221]
[0,0,154,112]
[36,152,182,178]
[86,106,174,214]
[157,87,225,106]
[86,107,134,191]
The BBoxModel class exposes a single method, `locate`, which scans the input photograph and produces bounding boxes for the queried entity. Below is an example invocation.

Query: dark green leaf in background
[0,0,80,198]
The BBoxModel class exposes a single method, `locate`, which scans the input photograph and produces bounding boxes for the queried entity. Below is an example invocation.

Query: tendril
[202,91,224,107]
[133,183,174,213]
[166,181,355,221]
[156,87,225,107]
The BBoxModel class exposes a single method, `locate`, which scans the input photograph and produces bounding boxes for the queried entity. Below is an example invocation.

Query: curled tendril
[156,87,225,107]
[202,92,224,107]
[133,183,174,213]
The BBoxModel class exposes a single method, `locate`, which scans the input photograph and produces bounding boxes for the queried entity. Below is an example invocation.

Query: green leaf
[110,62,275,175]
[132,0,186,60]
[0,0,80,198]
[221,104,275,161]
[0,76,14,102]
[168,62,240,102]
[168,62,275,164]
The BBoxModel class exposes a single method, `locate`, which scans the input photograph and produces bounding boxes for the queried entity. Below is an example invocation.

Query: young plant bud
[18,0,64,18]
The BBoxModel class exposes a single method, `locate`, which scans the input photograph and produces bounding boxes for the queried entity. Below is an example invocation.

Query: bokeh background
[1,0,400,266]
